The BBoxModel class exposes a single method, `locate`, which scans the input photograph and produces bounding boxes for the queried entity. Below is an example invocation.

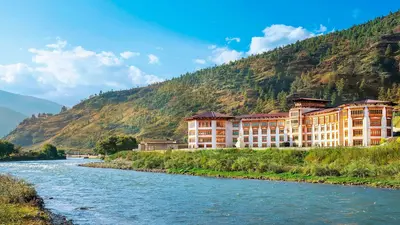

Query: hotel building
[186,98,394,149]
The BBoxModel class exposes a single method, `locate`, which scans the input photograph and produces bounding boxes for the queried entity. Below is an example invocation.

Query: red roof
[237,112,289,119]
[293,98,331,103]
[185,111,234,120]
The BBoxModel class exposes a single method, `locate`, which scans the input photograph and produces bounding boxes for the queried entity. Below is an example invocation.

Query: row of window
[242,136,286,142]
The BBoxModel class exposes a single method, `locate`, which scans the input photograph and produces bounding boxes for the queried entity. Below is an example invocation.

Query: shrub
[343,159,377,178]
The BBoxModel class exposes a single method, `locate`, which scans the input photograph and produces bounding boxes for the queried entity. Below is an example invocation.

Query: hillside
[5,10,400,151]
[0,90,62,116]
[0,107,26,138]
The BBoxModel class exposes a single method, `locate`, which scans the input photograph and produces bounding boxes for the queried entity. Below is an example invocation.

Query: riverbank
[80,143,400,189]
[0,175,72,225]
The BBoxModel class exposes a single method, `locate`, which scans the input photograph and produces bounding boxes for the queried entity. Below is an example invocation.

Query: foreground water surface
[1,159,400,225]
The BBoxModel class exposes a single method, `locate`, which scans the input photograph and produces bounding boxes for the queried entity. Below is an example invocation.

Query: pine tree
[385,44,393,57]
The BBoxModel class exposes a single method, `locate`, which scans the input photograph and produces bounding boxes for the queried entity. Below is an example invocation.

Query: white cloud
[120,51,140,59]
[247,24,315,55]
[316,24,327,33]
[210,47,243,65]
[352,8,361,19]
[0,38,163,105]
[225,37,241,44]
[148,54,160,64]
[194,59,206,64]
[208,45,217,50]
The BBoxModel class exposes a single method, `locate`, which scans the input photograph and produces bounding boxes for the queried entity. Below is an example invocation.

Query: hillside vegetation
[5,10,400,151]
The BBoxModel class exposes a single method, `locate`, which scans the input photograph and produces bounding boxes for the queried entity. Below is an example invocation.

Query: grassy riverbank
[0,175,72,225]
[82,141,400,189]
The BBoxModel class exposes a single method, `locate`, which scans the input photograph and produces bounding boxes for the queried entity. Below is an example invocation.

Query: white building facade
[187,99,394,149]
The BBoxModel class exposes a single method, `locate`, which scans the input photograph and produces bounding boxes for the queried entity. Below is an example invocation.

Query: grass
[0,175,51,225]
[82,140,400,189]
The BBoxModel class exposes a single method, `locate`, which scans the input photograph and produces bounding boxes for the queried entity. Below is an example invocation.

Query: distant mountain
[0,107,27,138]
[5,10,400,150]
[0,90,62,116]
[0,90,62,138]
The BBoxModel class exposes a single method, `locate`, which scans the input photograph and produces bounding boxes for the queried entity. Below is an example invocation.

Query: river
[1,159,400,225]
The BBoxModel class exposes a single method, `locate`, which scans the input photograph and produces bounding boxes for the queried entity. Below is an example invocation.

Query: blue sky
[0,0,398,105]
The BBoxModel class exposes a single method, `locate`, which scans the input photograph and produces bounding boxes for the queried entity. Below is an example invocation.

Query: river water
[1,159,400,225]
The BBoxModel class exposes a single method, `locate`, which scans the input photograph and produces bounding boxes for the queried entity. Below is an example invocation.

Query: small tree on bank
[94,135,138,155]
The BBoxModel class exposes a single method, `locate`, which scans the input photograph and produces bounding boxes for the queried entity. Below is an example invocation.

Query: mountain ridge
[5,10,400,151]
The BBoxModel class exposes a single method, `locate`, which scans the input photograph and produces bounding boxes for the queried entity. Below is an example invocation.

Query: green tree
[94,135,138,155]
[385,44,393,57]
[336,78,345,96]
[41,144,58,159]
[277,91,288,111]
[0,140,15,158]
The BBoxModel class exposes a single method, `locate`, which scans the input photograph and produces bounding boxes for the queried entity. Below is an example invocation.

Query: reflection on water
[1,159,400,225]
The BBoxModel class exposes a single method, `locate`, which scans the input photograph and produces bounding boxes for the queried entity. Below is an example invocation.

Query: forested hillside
[5,10,400,151]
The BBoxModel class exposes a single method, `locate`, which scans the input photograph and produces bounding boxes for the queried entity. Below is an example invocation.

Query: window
[244,130,249,135]
[233,122,240,128]
[370,109,382,115]
[199,137,212,143]
[278,121,284,127]
[353,140,363,146]
[306,119,312,125]
[198,130,212,135]
[307,128,312,133]
[371,139,380,145]
[243,122,250,127]
[321,134,325,139]
[199,121,211,127]
[291,112,299,117]
[345,130,348,137]
[307,135,312,140]
[262,129,268,134]
[189,130,195,136]
[253,137,258,142]
[387,129,392,136]
[291,120,298,125]
[313,117,318,125]
[271,143,276,147]
[270,122,277,127]
[353,129,363,137]
[321,127,325,131]
[261,122,268,127]
[325,116,329,123]
[216,121,225,127]
[371,120,381,126]
[387,119,392,127]
[271,136,276,142]
[233,131,239,135]
[371,129,381,136]
[279,136,284,142]
[353,120,363,127]
[319,117,324,124]
[351,110,363,115]
[344,120,348,127]
[262,136,267,142]
[189,138,195,143]
[293,135,298,141]
[292,128,298,133]
[252,122,259,127]
[262,143,267,147]
[279,129,284,134]
[189,122,195,128]
[216,130,225,135]
[244,137,249,142]
[216,137,225,143]
[327,134,330,140]
[233,138,237,143]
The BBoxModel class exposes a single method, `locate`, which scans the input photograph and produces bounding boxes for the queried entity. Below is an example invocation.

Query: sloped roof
[293,98,331,103]
[340,99,395,107]
[303,107,340,116]
[185,111,235,120]
[237,112,289,119]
